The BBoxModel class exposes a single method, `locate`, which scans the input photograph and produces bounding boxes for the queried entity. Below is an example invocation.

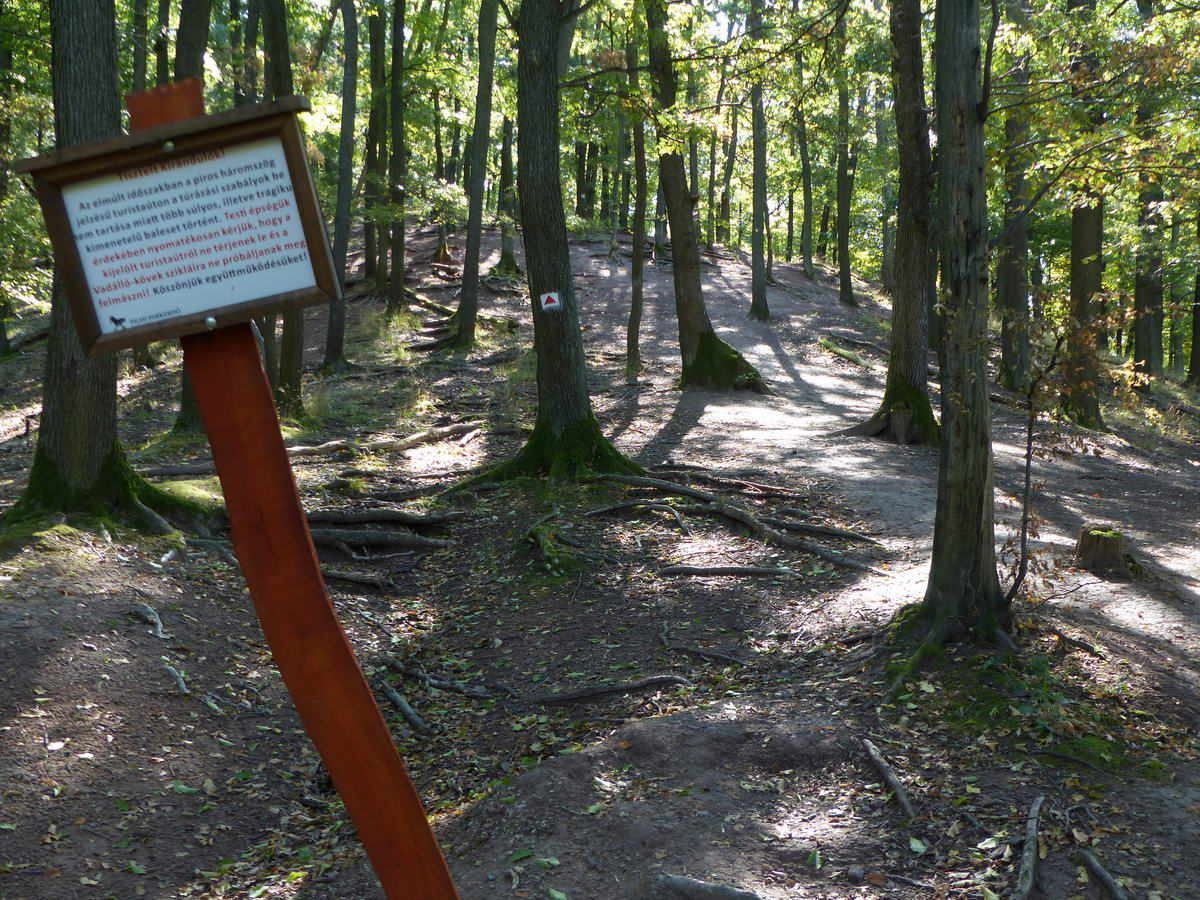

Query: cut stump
[1075,523,1123,574]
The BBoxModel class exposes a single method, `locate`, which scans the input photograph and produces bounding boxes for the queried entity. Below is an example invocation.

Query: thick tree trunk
[845,0,937,446]
[14,0,142,519]
[321,0,357,372]
[645,0,767,393]
[387,0,407,316]
[920,0,1007,641]
[653,184,667,259]
[627,39,647,381]
[487,0,637,479]
[747,0,769,321]
[453,0,499,348]
[1132,0,1164,377]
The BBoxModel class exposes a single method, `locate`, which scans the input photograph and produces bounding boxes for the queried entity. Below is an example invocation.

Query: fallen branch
[658,624,744,666]
[656,874,766,900]
[862,738,916,820]
[322,569,391,590]
[306,508,463,527]
[659,565,795,578]
[375,678,431,733]
[129,602,170,639]
[1074,849,1129,900]
[1051,629,1102,657]
[761,516,882,545]
[532,674,691,706]
[4,322,51,354]
[381,656,492,699]
[308,528,450,550]
[1014,794,1045,900]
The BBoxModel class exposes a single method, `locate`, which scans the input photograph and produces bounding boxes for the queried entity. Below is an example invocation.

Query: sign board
[16,96,338,355]
[539,290,561,311]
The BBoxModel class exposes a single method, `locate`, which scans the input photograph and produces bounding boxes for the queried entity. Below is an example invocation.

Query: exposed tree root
[760,516,881,544]
[162,664,190,695]
[659,565,795,578]
[1074,849,1130,900]
[477,417,643,482]
[129,602,170,639]
[584,499,691,535]
[308,527,450,550]
[374,678,430,734]
[818,335,881,371]
[322,569,391,590]
[306,508,463,527]
[532,674,691,706]
[862,738,917,820]
[1014,795,1045,900]
[381,656,493,699]
[658,623,744,665]
[656,874,766,900]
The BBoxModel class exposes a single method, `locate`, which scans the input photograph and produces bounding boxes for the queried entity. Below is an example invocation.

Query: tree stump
[1075,523,1123,573]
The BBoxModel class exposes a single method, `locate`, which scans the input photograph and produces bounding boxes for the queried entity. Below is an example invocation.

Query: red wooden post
[127,79,458,899]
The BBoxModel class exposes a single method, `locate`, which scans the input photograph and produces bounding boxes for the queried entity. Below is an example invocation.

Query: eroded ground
[0,226,1198,899]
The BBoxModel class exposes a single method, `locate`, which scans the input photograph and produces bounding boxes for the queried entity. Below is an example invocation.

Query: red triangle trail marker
[540,290,561,311]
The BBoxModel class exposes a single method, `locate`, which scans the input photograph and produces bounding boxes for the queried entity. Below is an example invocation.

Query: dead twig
[1051,629,1103,657]
[532,674,691,706]
[1074,849,1129,900]
[1014,794,1045,900]
[862,738,916,820]
[380,656,492,699]
[374,678,432,733]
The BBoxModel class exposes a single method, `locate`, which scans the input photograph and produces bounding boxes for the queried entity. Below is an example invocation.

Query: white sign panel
[539,291,561,312]
[62,137,316,334]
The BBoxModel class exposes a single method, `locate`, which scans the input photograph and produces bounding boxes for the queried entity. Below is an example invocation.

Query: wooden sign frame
[15,96,338,355]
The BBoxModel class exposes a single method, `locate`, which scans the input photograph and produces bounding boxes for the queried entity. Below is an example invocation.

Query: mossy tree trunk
[919,0,1008,643]
[485,0,639,481]
[842,0,937,446]
[14,0,139,521]
[645,0,769,394]
[451,0,498,349]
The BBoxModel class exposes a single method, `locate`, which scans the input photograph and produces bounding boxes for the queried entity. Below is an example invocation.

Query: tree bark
[844,0,937,446]
[1132,0,1163,377]
[14,0,143,519]
[1191,210,1200,384]
[486,0,637,479]
[452,0,499,348]
[645,0,768,393]
[130,0,149,93]
[875,81,896,293]
[1060,0,1106,429]
[996,0,1031,391]
[747,0,769,321]
[154,0,171,85]
[835,4,855,306]
[493,116,520,275]
[321,0,358,372]
[795,55,814,278]
[627,39,647,381]
[243,0,260,102]
[718,100,738,245]
[919,0,1007,641]
[363,2,385,286]
[387,0,407,316]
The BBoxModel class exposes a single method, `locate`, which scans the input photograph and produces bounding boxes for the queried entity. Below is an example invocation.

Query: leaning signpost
[17,79,459,899]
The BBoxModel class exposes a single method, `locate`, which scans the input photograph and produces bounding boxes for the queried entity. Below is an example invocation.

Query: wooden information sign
[16,91,339,355]
[18,80,459,899]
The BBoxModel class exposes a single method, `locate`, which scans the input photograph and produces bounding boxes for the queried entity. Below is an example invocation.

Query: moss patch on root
[475,416,644,483]
[682,331,772,394]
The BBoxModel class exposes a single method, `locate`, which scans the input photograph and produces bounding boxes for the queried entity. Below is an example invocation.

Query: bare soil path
[0,226,1197,900]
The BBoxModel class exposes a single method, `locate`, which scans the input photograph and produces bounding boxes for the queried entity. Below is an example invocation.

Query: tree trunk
[493,116,521,275]
[0,45,10,355]
[362,4,383,285]
[645,0,767,393]
[262,0,303,415]
[487,0,637,480]
[1191,211,1200,384]
[243,0,260,102]
[453,0,499,348]
[747,0,769,321]
[171,0,214,432]
[792,35,815,278]
[387,0,407,316]
[13,0,144,520]
[154,0,170,85]
[996,0,1031,391]
[653,183,667,260]
[130,0,149,93]
[1060,0,1106,429]
[718,101,738,245]
[844,0,937,446]
[627,39,647,381]
[321,0,358,372]
[919,0,1007,642]
[875,85,896,293]
[835,12,856,307]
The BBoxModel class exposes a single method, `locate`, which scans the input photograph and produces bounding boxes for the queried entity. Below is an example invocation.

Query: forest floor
[0,225,1198,900]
